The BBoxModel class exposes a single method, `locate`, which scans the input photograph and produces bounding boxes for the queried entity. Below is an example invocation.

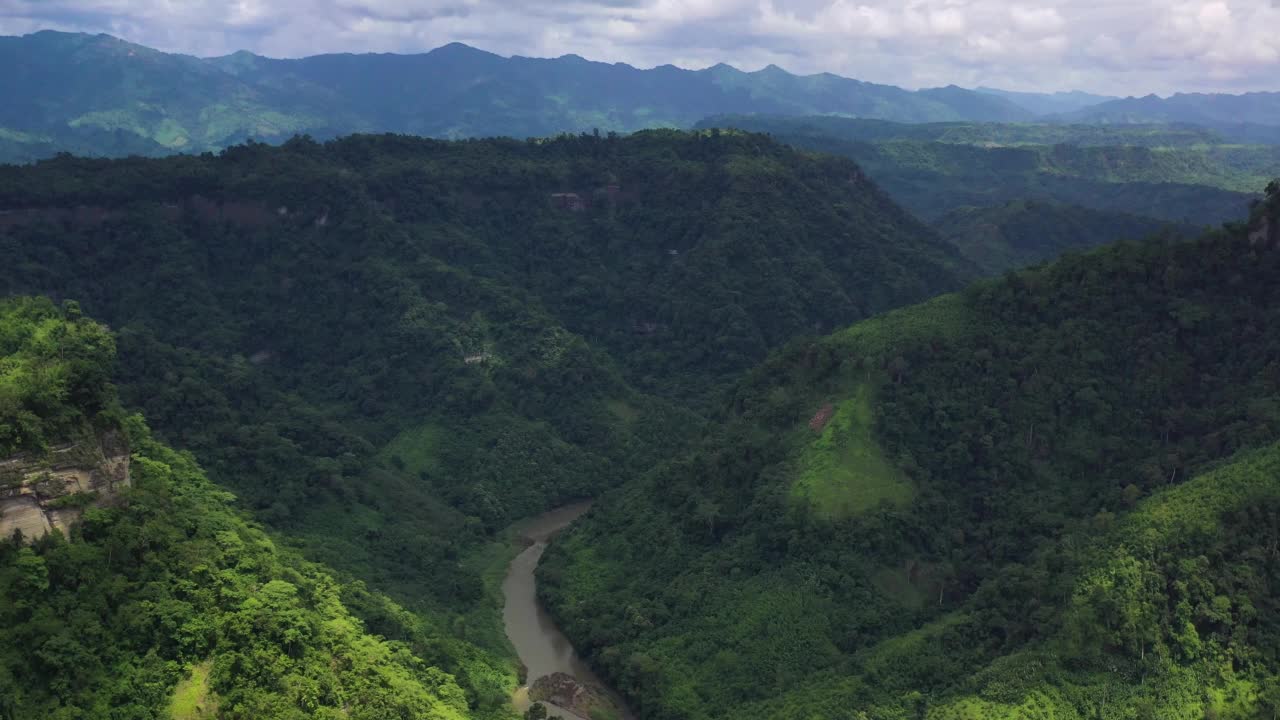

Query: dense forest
[539,183,1280,719]
[6,119,1280,720]
[0,130,968,718]
[0,297,516,720]
[6,15,1280,720]
[699,114,1271,228]
[934,200,1193,275]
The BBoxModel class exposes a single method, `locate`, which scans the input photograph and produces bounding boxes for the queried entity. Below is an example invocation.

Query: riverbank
[501,502,633,720]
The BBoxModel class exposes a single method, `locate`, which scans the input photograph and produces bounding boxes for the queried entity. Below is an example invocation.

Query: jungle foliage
[934,200,1195,275]
[539,183,1280,719]
[0,299,513,720]
[0,129,967,716]
[698,114,1272,227]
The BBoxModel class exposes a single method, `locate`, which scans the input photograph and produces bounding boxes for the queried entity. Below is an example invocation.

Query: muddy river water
[501,502,634,720]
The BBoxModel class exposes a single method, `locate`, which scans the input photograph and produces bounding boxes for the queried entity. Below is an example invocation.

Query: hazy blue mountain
[1059,91,1280,127]
[0,30,1033,162]
[974,86,1119,115]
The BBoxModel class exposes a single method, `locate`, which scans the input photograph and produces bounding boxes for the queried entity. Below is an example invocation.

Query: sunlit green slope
[0,297,507,720]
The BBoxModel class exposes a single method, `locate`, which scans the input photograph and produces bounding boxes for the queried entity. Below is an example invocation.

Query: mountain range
[3,29,1279,165]
[0,30,1029,162]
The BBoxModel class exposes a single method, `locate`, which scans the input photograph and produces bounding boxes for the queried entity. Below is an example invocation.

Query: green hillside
[935,200,1193,274]
[0,131,966,715]
[0,297,508,720]
[700,114,1270,227]
[0,30,1032,162]
[538,185,1280,719]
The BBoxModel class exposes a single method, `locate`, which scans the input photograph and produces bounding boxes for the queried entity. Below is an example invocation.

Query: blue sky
[1,0,1278,95]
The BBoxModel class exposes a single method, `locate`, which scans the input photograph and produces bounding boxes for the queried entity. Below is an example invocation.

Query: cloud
[0,0,1277,95]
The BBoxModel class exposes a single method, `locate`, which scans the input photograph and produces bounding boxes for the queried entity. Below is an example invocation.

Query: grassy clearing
[167,661,216,720]
[831,292,970,360]
[792,383,913,519]
[378,422,443,477]
[605,399,638,425]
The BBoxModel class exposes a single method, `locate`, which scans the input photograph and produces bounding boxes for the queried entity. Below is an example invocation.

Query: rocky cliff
[0,430,130,541]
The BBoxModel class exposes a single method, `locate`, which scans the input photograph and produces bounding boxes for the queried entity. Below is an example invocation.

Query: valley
[2,19,1280,720]
[3,128,1278,720]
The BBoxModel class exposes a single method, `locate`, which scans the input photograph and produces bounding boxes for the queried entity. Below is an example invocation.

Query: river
[501,502,634,720]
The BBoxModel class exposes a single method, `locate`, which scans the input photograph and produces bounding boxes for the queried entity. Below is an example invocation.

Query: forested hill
[698,114,1272,227]
[0,131,966,704]
[0,297,503,719]
[539,184,1280,719]
[0,29,1031,162]
[935,200,1194,275]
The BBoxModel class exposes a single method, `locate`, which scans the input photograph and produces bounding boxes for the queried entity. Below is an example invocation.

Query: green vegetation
[0,131,967,716]
[379,423,445,479]
[699,115,1233,147]
[0,300,505,720]
[0,296,116,456]
[540,185,1280,719]
[700,114,1270,228]
[935,200,1193,274]
[168,662,216,720]
[7,75,1280,716]
[793,384,912,519]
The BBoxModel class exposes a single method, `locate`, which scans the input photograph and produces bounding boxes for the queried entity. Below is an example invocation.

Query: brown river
[501,502,634,720]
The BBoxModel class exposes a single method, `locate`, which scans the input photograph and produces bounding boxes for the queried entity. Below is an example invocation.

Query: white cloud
[1009,6,1062,34]
[0,0,1278,94]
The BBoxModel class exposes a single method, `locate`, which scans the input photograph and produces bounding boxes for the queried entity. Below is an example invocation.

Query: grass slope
[793,383,912,519]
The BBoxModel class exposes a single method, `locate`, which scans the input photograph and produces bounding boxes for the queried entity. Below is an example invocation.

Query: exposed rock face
[0,431,130,541]
[529,672,620,719]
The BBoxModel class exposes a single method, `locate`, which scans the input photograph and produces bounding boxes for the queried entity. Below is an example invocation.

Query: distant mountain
[700,114,1271,226]
[975,86,1119,115]
[0,30,1033,162]
[1060,91,1280,127]
[935,199,1193,274]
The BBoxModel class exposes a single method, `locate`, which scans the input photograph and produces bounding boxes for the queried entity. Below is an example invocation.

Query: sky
[1,0,1278,96]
